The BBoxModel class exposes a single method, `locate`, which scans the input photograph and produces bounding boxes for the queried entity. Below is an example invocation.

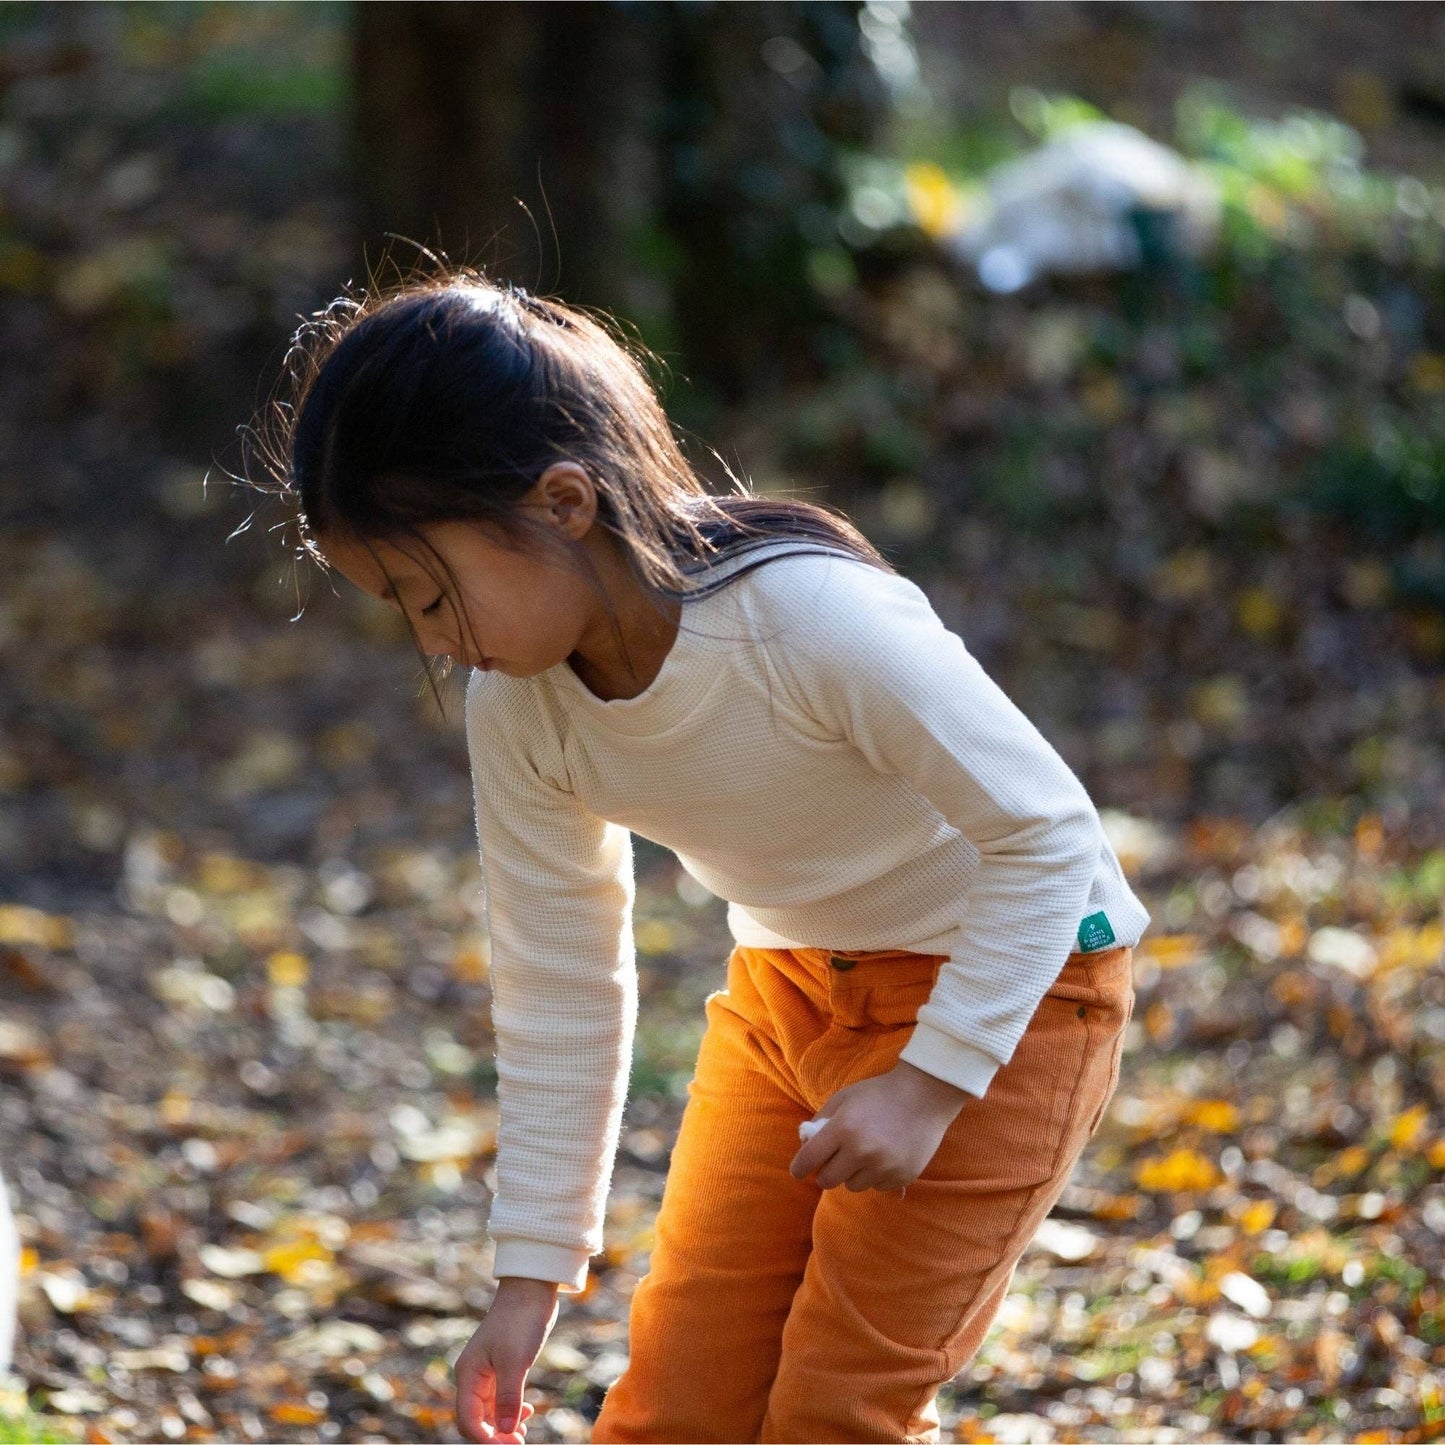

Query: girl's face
[315,475,603,679]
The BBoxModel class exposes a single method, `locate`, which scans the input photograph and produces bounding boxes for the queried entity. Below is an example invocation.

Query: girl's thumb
[496,1382,523,1434]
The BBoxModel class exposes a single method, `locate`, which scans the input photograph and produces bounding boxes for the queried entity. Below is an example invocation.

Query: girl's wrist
[494,1275,563,1299]
[889,1058,970,1118]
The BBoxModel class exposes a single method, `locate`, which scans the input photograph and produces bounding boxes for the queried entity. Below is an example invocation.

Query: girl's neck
[566,534,682,702]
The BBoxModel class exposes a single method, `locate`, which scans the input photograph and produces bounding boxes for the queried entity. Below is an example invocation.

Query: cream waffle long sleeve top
[465,541,1150,1291]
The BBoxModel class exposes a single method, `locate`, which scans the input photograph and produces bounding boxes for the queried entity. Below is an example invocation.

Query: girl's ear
[533,461,597,540]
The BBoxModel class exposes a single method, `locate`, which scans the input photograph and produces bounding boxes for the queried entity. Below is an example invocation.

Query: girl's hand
[789,1061,970,1194]
[454,1276,561,1442]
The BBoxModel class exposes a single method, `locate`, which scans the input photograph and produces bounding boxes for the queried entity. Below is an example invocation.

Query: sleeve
[465,672,636,1292]
[764,558,1103,1100]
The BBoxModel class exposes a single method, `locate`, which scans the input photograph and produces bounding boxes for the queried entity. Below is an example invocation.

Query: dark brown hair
[248,266,892,686]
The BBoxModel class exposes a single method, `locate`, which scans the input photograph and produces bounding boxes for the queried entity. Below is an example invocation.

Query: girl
[265,271,1149,1444]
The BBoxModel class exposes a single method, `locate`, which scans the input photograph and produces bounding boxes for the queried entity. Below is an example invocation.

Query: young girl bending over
[268,273,1149,1444]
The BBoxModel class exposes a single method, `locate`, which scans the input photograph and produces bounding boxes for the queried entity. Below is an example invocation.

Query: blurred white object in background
[953,122,1221,292]
[0,1169,16,1375]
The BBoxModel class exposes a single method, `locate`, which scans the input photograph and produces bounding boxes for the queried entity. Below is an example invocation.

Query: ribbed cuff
[899,1022,1000,1098]
[492,1238,591,1293]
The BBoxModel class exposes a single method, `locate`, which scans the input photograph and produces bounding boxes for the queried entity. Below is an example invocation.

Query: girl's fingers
[455,1364,496,1442]
[791,1123,845,1181]
[494,1360,534,1436]
[490,1400,537,1443]
[813,1150,859,1189]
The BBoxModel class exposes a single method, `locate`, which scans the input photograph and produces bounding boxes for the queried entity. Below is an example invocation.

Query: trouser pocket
[1043,946,1134,1139]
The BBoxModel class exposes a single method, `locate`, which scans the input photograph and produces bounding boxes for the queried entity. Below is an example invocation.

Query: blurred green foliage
[3,1,1441,557]
[0,1402,74,1445]
[789,81,1445,552]
[129,0,349,120]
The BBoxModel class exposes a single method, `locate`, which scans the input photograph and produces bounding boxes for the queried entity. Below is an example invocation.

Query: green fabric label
[1077,911,1117,951]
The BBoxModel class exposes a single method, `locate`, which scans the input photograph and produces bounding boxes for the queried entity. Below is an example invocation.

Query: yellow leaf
[1417,920,1444,965]
[262,1237,332,1282]
[1271,970,1312,1005]
[1144,1001,1174,1041]
[1191,675,1249,728]
[266,950,309,988]
[159,1091,192,1126]
[1389,1105,1429,1152]
[318,722,375,767]
[452,945,489,983]
[635,919,680,956]
[0,904,74,950]
[1354,814,1386,861]
[1334,1145,1371,1177]
[1135,1148,1220,1193]
[197,852,259,895]
[1152,549,1214,602]
[421,1160,464,1192]
[955,1423,998,1445]
[1092,1193,1141,1221]
[1276,916,1309,957]
[19,1247,38,1276]
[1377,922,1443,973]
[1237,1200,1276,1235]
[1427,1138,1445,1169]
[1235,588,1282,638]
[1186,1099,1240,1133]
[903,162,964,239]
[232,892,285,948]
[271,1403,326,1427]
[1138,934,1203,969]
[0,1021,50,1070]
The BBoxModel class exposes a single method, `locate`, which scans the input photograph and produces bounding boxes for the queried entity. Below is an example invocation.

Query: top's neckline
[541,539,847,736]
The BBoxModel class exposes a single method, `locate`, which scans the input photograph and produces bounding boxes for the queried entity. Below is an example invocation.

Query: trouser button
[829,955,856,971]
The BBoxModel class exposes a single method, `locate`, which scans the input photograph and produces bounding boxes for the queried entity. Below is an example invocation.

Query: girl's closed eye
[421,595,445,616]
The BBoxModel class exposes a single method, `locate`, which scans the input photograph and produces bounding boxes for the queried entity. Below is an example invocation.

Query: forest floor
[3,6,1445,1444]
[3,610,1443,1444]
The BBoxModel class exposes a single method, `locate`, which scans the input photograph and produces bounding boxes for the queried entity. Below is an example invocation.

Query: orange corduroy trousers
[591,941,1135,1444]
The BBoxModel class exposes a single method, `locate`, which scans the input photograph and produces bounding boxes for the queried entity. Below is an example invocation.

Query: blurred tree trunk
[353,1,890,406]
[353,2,655,308]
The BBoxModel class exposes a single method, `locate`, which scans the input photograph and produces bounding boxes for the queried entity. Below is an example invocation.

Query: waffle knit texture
[464,541,1150,1289]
